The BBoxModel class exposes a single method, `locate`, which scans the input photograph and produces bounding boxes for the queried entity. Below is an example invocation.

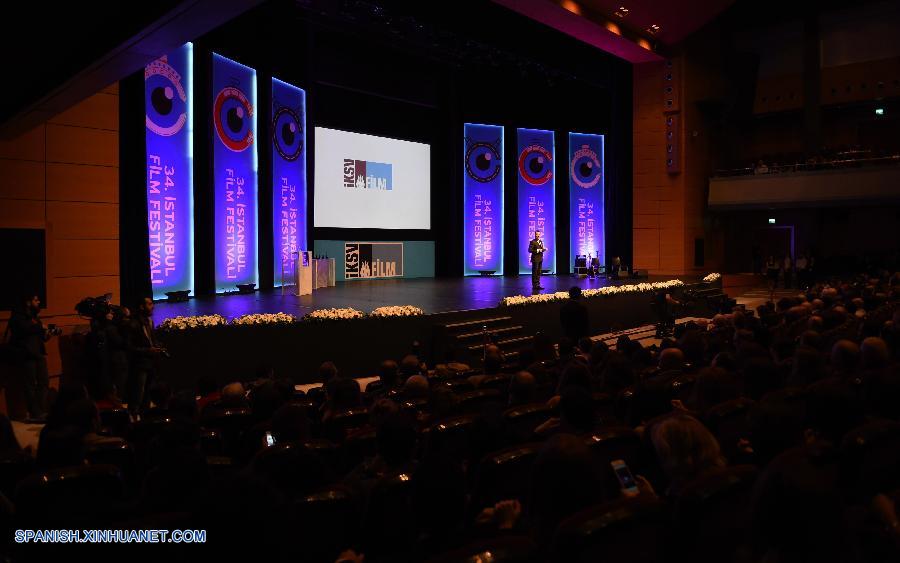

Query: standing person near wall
[5,294,59,421]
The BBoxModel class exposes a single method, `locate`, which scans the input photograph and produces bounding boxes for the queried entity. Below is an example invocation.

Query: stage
[153,274,688,319]
[152,274,721,390]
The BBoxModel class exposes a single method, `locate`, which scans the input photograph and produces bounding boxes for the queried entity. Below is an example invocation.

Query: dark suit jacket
[528,238,545,263]
[559,299,589,342]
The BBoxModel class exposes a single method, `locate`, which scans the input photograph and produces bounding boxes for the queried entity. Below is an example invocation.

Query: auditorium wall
[0,84,119,389]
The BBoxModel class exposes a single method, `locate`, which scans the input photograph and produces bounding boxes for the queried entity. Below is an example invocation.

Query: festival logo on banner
[213,53,258,291]
[345,242,404,279]
[272,78,306,286]
[463,123,504,275]
[517,128,555,274]
[568,132,605,272]
[145,43,193,299]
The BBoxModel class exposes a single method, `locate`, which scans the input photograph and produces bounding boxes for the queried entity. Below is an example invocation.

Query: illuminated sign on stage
[517,128,555,274]
[145,43,194,300]
[345,242,404,279]
[272,77,306,286]
[463,123,504,275]
[212,53,258,292]
[568,132,605,271]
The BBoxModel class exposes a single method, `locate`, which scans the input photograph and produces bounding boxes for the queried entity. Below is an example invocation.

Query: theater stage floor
[153,274,688,319]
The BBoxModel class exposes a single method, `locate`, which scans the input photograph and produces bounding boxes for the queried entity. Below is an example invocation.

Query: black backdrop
[120,0,632,304]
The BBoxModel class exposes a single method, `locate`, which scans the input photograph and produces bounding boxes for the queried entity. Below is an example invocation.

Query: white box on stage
[294,251,314,296]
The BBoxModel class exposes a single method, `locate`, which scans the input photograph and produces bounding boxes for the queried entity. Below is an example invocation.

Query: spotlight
[614,6,630,17]
[768,218,776,224]
[875,107,885,116]
[646,24,661,34]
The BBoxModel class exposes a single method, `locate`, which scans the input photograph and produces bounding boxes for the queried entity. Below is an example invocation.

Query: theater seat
[426,413,477,460]
[322,407,370,441]
[98,407,132,437]
[291,485,361,563]
[552,495,671,563]
[14,464,125,525]
[0,451,34,499]
[472,443,541,510]
[673,465,759,563]
[342,426,378,473]
[425,535,538,563]
[362,470,417,559]
[200,407,254,455]
[85,438,136,488]
[583,427,642,498]
[704,397,755,462]
[456,389,503,414]
[840,420,900,497]
[504,402,555,443]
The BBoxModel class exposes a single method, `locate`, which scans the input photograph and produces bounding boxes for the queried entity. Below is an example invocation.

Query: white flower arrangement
[499,279,686,307]
[702,273,722,283]
[158,314,227,330]
[370,305,425,317]
[303,307,366,321]
[232,312,297,325]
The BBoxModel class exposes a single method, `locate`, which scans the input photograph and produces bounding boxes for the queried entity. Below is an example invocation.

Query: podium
[313,257,336,289]
[294,251,314,296]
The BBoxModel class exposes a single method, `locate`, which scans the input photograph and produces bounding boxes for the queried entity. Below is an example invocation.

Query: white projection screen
[314,127,431,229]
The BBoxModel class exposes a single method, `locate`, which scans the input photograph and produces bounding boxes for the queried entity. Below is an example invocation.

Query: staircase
[681,282,734,316]
[434,315,531,369]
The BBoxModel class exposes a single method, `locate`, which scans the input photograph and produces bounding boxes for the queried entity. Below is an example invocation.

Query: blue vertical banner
[145,43,194,300]
[463,123,504,275]
[212,53,258,292]
[568,132,605,271]
[517,128,555,274]
[271,77,306,286]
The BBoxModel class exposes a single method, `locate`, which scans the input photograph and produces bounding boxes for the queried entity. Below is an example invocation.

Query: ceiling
[581,0,736,45]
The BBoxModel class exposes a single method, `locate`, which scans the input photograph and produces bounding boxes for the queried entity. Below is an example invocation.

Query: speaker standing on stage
[528,230,545,290]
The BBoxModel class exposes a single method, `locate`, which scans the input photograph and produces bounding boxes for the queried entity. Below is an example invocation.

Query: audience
[4,269,900,562]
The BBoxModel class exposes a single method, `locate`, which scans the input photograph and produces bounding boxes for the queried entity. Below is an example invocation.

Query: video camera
[75,293,122,321]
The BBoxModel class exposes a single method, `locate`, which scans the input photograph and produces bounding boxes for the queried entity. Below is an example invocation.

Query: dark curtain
[118,71,152,308]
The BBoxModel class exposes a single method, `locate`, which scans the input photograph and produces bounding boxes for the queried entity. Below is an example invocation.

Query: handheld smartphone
[611,459,640,497]
[264,431,276,447]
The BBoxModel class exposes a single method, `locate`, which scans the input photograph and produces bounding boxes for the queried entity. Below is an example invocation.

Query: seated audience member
[270,403,311,444]
[830,339,861,380]
[528,434,605,546]
[536,384,595,437]
[860,336,890,373]
[196,374,221,413]
[401,374,429,400]
[399,355,422,383]
[219,382,248,409]
[143,381,173,419]
[687,367,740,415]
[650,414,727,497]
[788,345,828,387]
[742,357,782,401]
[322,377,362,422]
[0,415,23,457]
[344,411,417,494]
[508,371,537,406]
[370,360,400,398]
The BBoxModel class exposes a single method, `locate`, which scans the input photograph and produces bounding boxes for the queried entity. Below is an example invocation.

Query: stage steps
[433,314,532,368]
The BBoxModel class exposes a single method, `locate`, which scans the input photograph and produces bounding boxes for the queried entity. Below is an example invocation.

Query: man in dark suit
[528,230,546,290]
[560,286,590,342]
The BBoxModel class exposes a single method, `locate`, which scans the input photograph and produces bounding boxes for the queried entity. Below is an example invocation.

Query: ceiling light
[646,24,661,34]
[614,6,630,17]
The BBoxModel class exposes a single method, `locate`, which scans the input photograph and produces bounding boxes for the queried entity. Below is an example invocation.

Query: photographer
[127,297,164,414]
[5,294,59,421]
